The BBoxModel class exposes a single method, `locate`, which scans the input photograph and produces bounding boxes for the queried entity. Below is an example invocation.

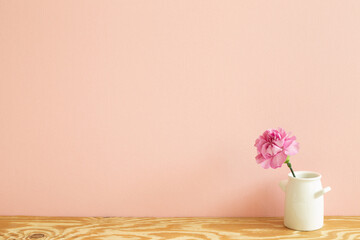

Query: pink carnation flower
[254,128,299,169]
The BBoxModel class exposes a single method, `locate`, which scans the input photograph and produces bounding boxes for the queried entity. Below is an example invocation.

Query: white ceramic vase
[279,171,331,231]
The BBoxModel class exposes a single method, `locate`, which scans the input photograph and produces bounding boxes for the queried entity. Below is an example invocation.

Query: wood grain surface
[0,216,359,240]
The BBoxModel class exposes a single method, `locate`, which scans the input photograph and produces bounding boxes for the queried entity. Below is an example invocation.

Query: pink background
[1,0,360,217]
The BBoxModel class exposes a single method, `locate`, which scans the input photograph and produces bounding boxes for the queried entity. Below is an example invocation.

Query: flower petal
[270,152,287,169]
[260,159,271,169]
[273,138,284,148]
[278,128,287,138]
[283,136,296,148]
[261,143,271,158]
[256,154,265,164]
[271,144,283,155]
[254,138,266,153]
[285,141,299,155]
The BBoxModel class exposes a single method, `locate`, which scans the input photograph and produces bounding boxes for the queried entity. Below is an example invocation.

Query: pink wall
[1,0,360,217]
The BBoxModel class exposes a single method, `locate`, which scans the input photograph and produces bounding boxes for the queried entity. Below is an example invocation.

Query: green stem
[287,162,296,178]
[285,156,296,178]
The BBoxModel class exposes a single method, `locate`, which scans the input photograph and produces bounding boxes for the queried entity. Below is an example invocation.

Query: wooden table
[0,216,359,239]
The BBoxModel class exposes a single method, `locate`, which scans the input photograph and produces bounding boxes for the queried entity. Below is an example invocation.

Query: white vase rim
[288,171,322,181]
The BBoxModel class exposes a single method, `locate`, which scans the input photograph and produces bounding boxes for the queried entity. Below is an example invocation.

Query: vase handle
[322,186,331,194]
[315,186,331,198]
